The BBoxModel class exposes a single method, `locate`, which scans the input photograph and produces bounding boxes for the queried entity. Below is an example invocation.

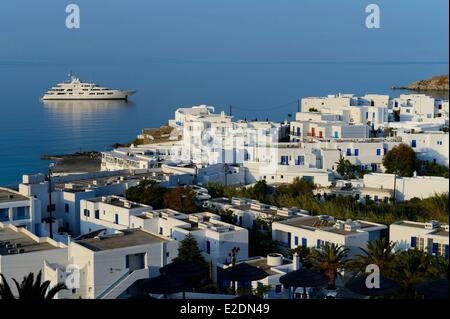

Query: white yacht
[42,74,136,100]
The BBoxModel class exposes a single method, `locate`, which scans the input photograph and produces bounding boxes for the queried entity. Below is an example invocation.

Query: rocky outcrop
[392,75,449,91]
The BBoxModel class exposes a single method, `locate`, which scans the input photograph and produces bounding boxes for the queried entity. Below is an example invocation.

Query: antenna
[229,105,233,117]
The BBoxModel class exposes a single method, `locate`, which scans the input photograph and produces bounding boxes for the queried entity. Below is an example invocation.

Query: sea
[0,60,448,186]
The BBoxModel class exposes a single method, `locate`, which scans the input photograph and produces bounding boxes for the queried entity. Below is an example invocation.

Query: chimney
[293,252,301,271]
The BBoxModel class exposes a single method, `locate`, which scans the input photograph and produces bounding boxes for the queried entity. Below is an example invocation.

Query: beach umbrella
[279,268,328,299]
[160,261,209,281]
[345,274,400,297]
[416,278,449,299]
[143,274,187,296]
[280,268,328,289]
[220,263,269,282]
[234,294,261,300]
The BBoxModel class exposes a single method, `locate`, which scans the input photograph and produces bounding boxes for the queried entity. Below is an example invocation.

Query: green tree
[126,180,168,209]
[383,144,419,177]
[163,187,197,213]
[335,156,355,180]
[173,233,206,263]
[287,246,313,267]
[392,249,433,296]
[219,209,234,224]
[308,244,349,289]
[349,238,397,276]
[0,271,66,300]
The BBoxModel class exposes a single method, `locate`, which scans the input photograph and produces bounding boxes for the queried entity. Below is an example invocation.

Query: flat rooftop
[0,188,29,204]
[87,196,149,209]
[0,227,57,255]
[55,172,160,193]
[75,229,168,252]
[278,216,379,234]
[244,258,290,276]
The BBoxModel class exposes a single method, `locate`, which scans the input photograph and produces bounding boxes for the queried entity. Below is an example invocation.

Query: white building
[79,196,152,235]
[290,112,370,140]
[0,187,41,232]
[300,93,390,130]
[0,223,67,295]
[44,228,177,299]
[272,215,387,257]
[389,220,449,259]
[397,131,449,166]
[391,94,439,122]
[18,171,145,237]
[101,148,158,171]
[169,105,216,127]
[205,197,308,230]
[363,173,449,201]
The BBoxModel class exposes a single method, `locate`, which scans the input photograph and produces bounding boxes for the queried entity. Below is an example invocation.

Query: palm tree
[0,271,66,300]
[392,249,433,297]
[349,238,397,276]
[308,244,349,289]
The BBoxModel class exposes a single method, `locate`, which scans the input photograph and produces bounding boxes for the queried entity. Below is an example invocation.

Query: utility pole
[229,105,233,117]
[224,163,229,188]
[392,171,397,205]
[228,247,240,294]
[47,163,55,239]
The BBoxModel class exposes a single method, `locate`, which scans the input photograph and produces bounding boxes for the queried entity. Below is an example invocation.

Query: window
[346,148,351,156]
[294,236,299,246]
[296,155,305,166]
[94,210,100,219]
[83,209,90,217]
[206,240,211,254]
[316,239,321,249]
[114,214,119,224]
[411,140,417,148]
[437,141,443,146]
[302,238,307,247]
[65,204,69,213]
[280,155,289,165]
[159,227,163,235]
[411,236,417,248]
[287,233,291,246]
[376,149,381,156]
[333,131,339,138]
[354,149,359,156]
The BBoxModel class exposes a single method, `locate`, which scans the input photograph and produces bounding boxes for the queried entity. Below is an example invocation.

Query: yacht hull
[42,91,135,101]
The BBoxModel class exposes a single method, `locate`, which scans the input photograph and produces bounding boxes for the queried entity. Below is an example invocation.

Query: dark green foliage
[0,271,66,300]
[420,162,449,178]
[126,180,167,209]
[248,229,279,257]
[173,234,205,263]
[219,209,234,224]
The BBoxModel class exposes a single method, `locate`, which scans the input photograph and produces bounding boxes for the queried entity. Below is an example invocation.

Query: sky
[0,0,448,64]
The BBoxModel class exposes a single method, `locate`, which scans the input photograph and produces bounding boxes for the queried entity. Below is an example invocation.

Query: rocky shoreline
[391,75,449,91]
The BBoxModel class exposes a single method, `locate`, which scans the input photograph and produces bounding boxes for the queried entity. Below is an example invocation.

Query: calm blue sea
[0,61,448,185]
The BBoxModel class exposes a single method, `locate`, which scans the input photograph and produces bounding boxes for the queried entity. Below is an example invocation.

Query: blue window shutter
[287,232,291,246]
[354,149,359,156]
[294,236,299,246]
[115,214,119,224]
[302,238,307,247]
[432,243,438,254]
[316,239,321,249]
[411,236,417,248]
[346,148,351,156]
[445,245,449,259]
[376,149,381,156]
[411,140,416,148]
